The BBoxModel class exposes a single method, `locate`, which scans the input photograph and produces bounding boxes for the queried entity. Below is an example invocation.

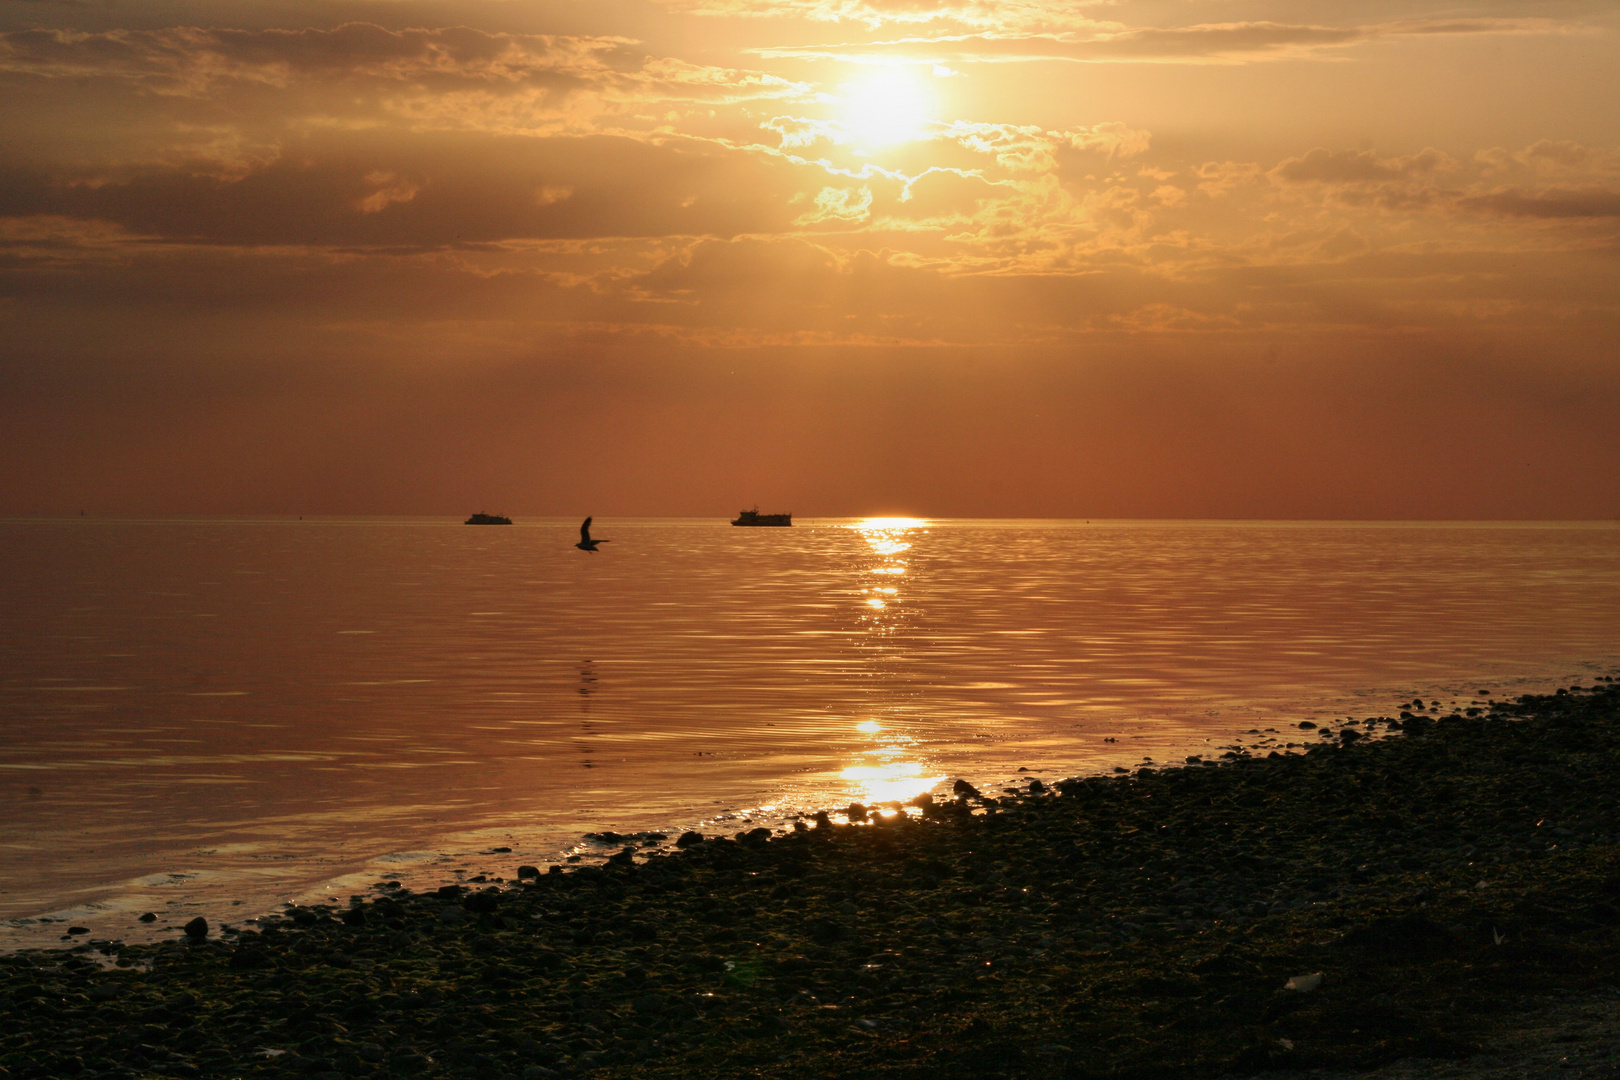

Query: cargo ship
[732,507,791,526]
[465,513,512,525]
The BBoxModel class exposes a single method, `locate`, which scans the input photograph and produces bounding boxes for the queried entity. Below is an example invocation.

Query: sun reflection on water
[837,517,945,806]
[840,758,943,804]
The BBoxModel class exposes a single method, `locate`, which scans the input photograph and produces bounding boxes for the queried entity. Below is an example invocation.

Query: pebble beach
[4,679,1620,1079]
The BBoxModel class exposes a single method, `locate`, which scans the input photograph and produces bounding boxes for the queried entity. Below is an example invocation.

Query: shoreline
[5,672,1580,952]
[4,680,1620,1078]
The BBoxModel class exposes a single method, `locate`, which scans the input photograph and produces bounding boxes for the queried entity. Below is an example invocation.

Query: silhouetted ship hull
[465,513,512,525]
[732,509,791,527]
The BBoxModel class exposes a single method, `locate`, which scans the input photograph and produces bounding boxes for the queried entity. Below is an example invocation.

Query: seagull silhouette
[575,516,609,552]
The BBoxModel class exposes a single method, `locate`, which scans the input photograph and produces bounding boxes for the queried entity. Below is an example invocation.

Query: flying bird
[576,517,609,552]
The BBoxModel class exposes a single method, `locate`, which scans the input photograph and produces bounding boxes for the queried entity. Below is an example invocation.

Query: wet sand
[2,679,1618,1079]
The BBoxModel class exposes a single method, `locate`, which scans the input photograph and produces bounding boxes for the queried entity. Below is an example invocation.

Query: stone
[953,779,982,798]
[676,831,705,847]
[516,865,541,879]
[137,913,157,923]
[182,917,208,939]
[846,803,869,822]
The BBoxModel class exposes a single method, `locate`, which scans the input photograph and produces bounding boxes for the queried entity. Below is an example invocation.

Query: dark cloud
[0,131,820,247]
[1270,147,1450,184]
[1459,188,1620,218]
[759,17,1561,65]
[0,23,803,110]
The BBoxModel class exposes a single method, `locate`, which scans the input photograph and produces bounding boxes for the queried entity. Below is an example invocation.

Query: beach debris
[1284,972,1323,992]
[1493,926,1508,945]
[1277,1038,1295,1051]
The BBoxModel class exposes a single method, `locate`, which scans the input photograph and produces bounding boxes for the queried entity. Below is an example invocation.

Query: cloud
[0,24,807,113]
[758,17,1566,66]
[1459,189,1620,219]
[761,115,849,149]
[1261,145,1620,223]
[1,11,1616,357]
[0,130,830,249]
[653,0,1075,31]
[1270,147,1452,184]
[794,185,873,225]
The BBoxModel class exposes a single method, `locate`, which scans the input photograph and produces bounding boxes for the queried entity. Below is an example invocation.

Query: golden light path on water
[841,517,946,810]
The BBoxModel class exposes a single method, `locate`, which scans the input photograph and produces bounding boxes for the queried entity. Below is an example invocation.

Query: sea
[2,517,1617,949]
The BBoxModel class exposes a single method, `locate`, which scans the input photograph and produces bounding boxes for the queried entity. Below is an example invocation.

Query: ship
[465,513,512,525]
[732,507,792,526]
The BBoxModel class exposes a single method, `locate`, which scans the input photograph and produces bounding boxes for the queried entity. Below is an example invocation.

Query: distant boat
[732,507,791,527]
[465,513,512,525]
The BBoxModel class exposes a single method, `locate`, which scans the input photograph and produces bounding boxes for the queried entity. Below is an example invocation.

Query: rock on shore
[2,680,1619,1079]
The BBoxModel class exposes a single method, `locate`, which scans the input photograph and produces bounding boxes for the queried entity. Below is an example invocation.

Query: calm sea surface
[2,518,1616,946]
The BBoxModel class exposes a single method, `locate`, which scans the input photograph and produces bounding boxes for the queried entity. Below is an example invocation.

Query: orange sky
[1,0,1617,518]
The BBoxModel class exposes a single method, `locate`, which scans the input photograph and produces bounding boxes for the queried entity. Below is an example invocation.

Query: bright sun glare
[841,67,933,147]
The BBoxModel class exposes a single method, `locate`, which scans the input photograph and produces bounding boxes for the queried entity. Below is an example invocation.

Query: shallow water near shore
[2,517,1616,948]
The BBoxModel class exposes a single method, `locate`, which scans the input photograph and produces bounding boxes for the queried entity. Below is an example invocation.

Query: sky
[1,0,1617,518]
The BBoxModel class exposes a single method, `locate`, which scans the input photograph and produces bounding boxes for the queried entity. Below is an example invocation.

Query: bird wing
[580,517,592,542]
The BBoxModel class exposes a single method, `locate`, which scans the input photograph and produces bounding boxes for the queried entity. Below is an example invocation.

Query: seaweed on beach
[4,681,1620,1080]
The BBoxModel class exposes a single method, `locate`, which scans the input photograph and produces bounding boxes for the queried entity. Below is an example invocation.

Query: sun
[839,67,934,147]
